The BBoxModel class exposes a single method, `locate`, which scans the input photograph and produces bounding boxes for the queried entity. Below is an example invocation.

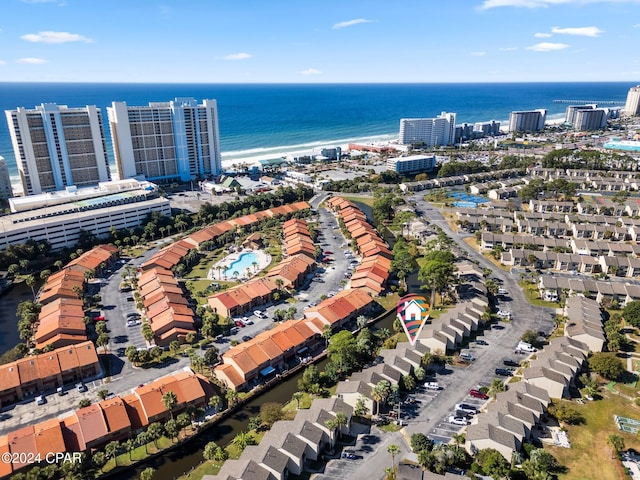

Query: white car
[496,310,511,318]
[448,416,468,426]
[36,395,46,405]
[460,352,476,362]
[424,382,441,390]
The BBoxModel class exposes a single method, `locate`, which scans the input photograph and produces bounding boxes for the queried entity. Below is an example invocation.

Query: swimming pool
[224,252,259,278]
[603,140,640,152]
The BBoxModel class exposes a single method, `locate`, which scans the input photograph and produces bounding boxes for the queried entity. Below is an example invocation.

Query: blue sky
[1,0,639,83]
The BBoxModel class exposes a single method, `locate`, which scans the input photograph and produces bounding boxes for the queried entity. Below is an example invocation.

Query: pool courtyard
[208,249,271,281]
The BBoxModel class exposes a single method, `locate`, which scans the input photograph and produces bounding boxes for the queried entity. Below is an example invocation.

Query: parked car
[497,288,508,295]
[449,416,468,426]
[460,352,476,362]
[341,451,357,459]
[475,340,488,346]
[495,368,513,376]
[230,327,240,335]
[503,358,520,367]
[469,389,489,400]
[253,310,266,319]
[496,310,511,318]
[126,319,141,327]
[424,382,441,390]
[324,250,334,255]
[76,383,88,393]
[36,395,46,405]
[93,315,106,322]
[126,312,141,319]
[455,403,477,415]
[242,335,253,342]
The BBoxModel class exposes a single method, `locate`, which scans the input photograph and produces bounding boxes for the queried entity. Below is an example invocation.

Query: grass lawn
[517,280,561,308]
[177,460,221,480]
[340,195,374,207]
[376,292,400,311]
[282,392,314,414]
[549,392,640,480]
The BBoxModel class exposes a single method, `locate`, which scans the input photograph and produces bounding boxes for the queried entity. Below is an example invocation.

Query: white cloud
[17,57,47,64]
[551,26,603,36]
[527,42,570,51]
[471,51,487,56]
[479,0,640,9]
[499,46,519,51]
[220,52,252,61]
[634,23,640,28]
[0,60,6,65]
[299,68,322,75]
[21,31,93,43]
[535,32,553,37]
[332,18,373,29]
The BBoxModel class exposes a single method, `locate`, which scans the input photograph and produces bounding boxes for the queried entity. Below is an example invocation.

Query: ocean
[0,82,633,183]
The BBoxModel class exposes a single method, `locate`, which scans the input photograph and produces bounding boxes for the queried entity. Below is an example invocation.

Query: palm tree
[488,378,506,398]
[25,274,37,300]
[139,467,155,480]
[231,431,256,450]
[451,433,465,452]
[372,380,392,415]
[162,391,178,420]
[334,412,348,439]
[387,444,401,476]
[226,389,238,408]
[252,261,258,272]
[123,439,136,461]
[292,391,304,409]
[322,324,332,348]
[105,441,120,467]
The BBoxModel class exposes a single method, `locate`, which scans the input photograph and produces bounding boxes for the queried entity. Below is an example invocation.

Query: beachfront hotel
[386,154,436,175]
[624,85,640,116]
[5,103,111,196]
[107,98,222,183]
[398,112,456,147]
[508,109,547,133]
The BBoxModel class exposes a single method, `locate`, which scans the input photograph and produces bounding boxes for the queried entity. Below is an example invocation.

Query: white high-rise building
[508,109,547,133]
[573,109,608,131]
[5,103,111,196]
[399,112,456,147]
[624,85,640,116]
[108,98,222,182]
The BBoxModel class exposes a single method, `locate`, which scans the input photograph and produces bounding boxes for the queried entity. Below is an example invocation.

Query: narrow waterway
[0,280,40,355]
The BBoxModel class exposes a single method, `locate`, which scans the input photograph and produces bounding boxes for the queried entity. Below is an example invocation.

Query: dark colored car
[503,358,519,367]
[495,368,513,376]
[469,389,489,399]
[242,335,252,342]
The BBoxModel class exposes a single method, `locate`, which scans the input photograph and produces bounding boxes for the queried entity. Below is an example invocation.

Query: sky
[0,0,639,83]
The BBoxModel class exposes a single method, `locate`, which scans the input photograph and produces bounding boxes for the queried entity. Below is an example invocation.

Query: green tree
[547,400,583,425]
[372,380,392,414]
[231,431,256,451]
[225,389,238,408]
[165,419,179,442]
[147,422,164,449]
[25,274,37,300]
[589,353,625,380]
[488,378,506,399]
[606,433,625,459]
[387,444,401,476]
[97,389,109,401]
[327,330,358,375]
[162,390,178,420]
[203,441,220,461]
[78,399,91,408]
[139,467,155,480]
[259,402,283,428]
[354,396,368,417]
[475,448,510,479]
[623,301,640,327]
[104,441,120,467]
[410,433,433,454]
[292,391,304,409]
[418,250,457,307]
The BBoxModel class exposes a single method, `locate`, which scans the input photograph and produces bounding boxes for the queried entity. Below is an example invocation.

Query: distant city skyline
[1,0,639,83]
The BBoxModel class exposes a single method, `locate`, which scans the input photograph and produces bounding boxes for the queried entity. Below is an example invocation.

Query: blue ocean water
[0,82,633,179]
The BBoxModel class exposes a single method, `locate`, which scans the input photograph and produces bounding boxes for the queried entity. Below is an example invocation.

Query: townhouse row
[501,249,640,279]
[34,244,119,350]
[466,336,592,460]
[399,169,523,193]
[466,296,604,460]
[204,397,354,480]
[137,202,312,345]
[0,341,100,407]
[0,369,211,478]
[538,275,640,307]
[326,197,392,295]
[138,265,197,345]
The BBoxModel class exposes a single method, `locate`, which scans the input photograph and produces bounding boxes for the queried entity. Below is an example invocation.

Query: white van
[517,341,536,353]
[498,288,508,295]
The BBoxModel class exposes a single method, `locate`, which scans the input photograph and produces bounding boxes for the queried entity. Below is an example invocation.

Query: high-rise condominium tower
[508,109,547,133]
[5,103,111,195]
[624,85,640,116]
[107,98,222,182]
[399,112,457,147]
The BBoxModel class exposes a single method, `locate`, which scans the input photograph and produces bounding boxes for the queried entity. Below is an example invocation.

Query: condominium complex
[624,85,640,116]
[386,154,436,175]
[5,103,111,195]
[107,98,222,182]
[0,156,13,200]
[508,109,547,133]
[573,108,608,131]
[0,179,170,251]
[399,112,456,147]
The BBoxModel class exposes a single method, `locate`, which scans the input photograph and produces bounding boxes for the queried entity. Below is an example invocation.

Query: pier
[552,99,624,105]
